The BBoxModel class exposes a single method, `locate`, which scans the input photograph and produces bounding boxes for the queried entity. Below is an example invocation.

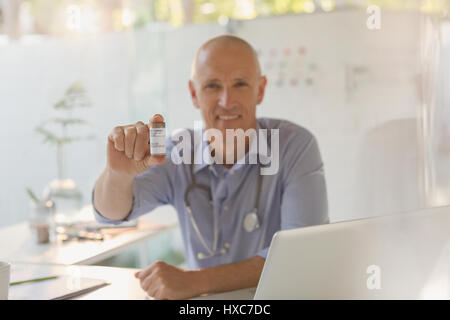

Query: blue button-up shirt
[92,118,329,269]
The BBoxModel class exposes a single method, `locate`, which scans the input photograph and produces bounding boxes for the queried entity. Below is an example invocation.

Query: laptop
[195,205,450,300]
[254,205,450,299]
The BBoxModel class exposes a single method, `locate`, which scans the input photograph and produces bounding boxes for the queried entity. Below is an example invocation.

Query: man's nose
[218,88,233,109]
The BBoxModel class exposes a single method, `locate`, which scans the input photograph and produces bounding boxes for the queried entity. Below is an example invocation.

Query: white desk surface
[8,263,253,300]
[193,288,255,300]
[0,206,178,265]
[9,263,147,300]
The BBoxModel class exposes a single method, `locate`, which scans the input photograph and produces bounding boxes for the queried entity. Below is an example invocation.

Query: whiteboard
[160,10,424,222]
[0,9,436,227]
[233,10,424,222]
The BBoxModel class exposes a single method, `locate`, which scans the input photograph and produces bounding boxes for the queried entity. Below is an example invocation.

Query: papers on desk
[55,219,139,242]
[9,276,110,300]
[84,219,138,230]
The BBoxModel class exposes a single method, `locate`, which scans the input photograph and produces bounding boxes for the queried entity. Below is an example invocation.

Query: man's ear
[256,76,267,105]
[188,80,200,109]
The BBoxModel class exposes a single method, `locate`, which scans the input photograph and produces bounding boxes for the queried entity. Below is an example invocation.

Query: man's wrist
[93,166,136,221]
[187,256,266,297]
[105,166,136,184]
[189,268,211,295]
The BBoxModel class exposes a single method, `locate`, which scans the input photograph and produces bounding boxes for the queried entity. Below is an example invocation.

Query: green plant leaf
[50,118,89,127]
[38,81,94,146]
[53,99,68,110]
[26,188,40,203]
[35,126,59,144]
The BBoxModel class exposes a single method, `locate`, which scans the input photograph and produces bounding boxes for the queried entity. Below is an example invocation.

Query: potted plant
[36,81,94,226]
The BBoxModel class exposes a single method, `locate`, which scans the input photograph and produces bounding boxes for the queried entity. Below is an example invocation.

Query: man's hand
[134,261,203,300]
[93,114,167,221]
[107,114,166,177]
[134,256,265,300]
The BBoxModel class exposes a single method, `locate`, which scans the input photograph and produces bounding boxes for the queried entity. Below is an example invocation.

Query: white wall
[0,32,133,227]
[160,10,426,222]
[1,10,448,228]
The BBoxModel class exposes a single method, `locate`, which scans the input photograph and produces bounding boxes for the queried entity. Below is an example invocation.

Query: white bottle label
[150,127,166,155]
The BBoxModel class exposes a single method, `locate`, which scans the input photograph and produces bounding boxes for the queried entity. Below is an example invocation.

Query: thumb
[143,153,166,169]
[150,114,164,123]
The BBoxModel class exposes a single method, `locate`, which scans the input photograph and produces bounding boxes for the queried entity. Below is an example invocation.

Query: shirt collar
[192,120,272,174]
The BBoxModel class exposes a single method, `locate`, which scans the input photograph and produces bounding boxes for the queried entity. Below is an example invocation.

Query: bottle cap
[150,122,165,128]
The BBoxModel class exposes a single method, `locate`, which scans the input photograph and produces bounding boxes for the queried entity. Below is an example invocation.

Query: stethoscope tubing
[184,163,263,259]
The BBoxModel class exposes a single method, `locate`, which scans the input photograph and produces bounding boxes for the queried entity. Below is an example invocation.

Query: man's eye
[235,82,248,87]
[205,83,220,89]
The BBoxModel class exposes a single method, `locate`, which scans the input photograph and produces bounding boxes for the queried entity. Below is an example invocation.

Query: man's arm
[280,132,329,229]
[93,167,135,221]
[135,256,265,299]
[196,255,265,294]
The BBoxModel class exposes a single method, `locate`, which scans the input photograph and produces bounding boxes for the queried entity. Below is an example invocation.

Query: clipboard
[9,275,110,300]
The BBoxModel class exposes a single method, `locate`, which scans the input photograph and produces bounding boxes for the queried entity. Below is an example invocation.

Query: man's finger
[138,262,158,281]
[149,114,164,123]
[134,121,149,161]
[109,126,125,152]
[124,126,137,158]
[151,287,164,300]
[142,271,162,296]
[141,273,154,292]
[143,154,166,168]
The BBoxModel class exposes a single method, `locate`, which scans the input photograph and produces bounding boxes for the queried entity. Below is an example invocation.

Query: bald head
[187,34,268,140]
[190,34,261,82]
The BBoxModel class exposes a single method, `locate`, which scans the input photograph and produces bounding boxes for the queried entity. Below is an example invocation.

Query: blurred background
[0,0,449,268]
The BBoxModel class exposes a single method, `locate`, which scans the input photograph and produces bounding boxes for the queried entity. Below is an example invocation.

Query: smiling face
[189,36,267,136]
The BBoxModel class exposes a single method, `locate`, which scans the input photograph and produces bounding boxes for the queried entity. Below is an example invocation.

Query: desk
[192,288,255,300]
[0,206,178,266]
[8,263,253,300]
[9,263,146,300]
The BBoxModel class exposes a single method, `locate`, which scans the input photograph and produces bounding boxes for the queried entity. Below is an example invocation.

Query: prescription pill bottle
[149,121,166,157]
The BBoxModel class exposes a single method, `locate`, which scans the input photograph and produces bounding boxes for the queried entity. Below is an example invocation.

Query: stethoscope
[184,163,264,260]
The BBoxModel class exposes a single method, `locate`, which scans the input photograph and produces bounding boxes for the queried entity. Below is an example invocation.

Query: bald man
[92,35,329,299]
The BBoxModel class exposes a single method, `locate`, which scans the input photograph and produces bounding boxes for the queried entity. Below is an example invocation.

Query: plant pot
[43,178,82,228]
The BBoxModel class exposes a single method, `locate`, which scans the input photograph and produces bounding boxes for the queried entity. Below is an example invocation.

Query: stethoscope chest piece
[186,161,264,258]
[243,211,260,233]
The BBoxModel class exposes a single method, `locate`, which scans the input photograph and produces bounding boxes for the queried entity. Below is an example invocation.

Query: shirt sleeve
[91,138,176,225]
[256,247,270,259]
[280,133,329,228]
[256,132,329,259]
